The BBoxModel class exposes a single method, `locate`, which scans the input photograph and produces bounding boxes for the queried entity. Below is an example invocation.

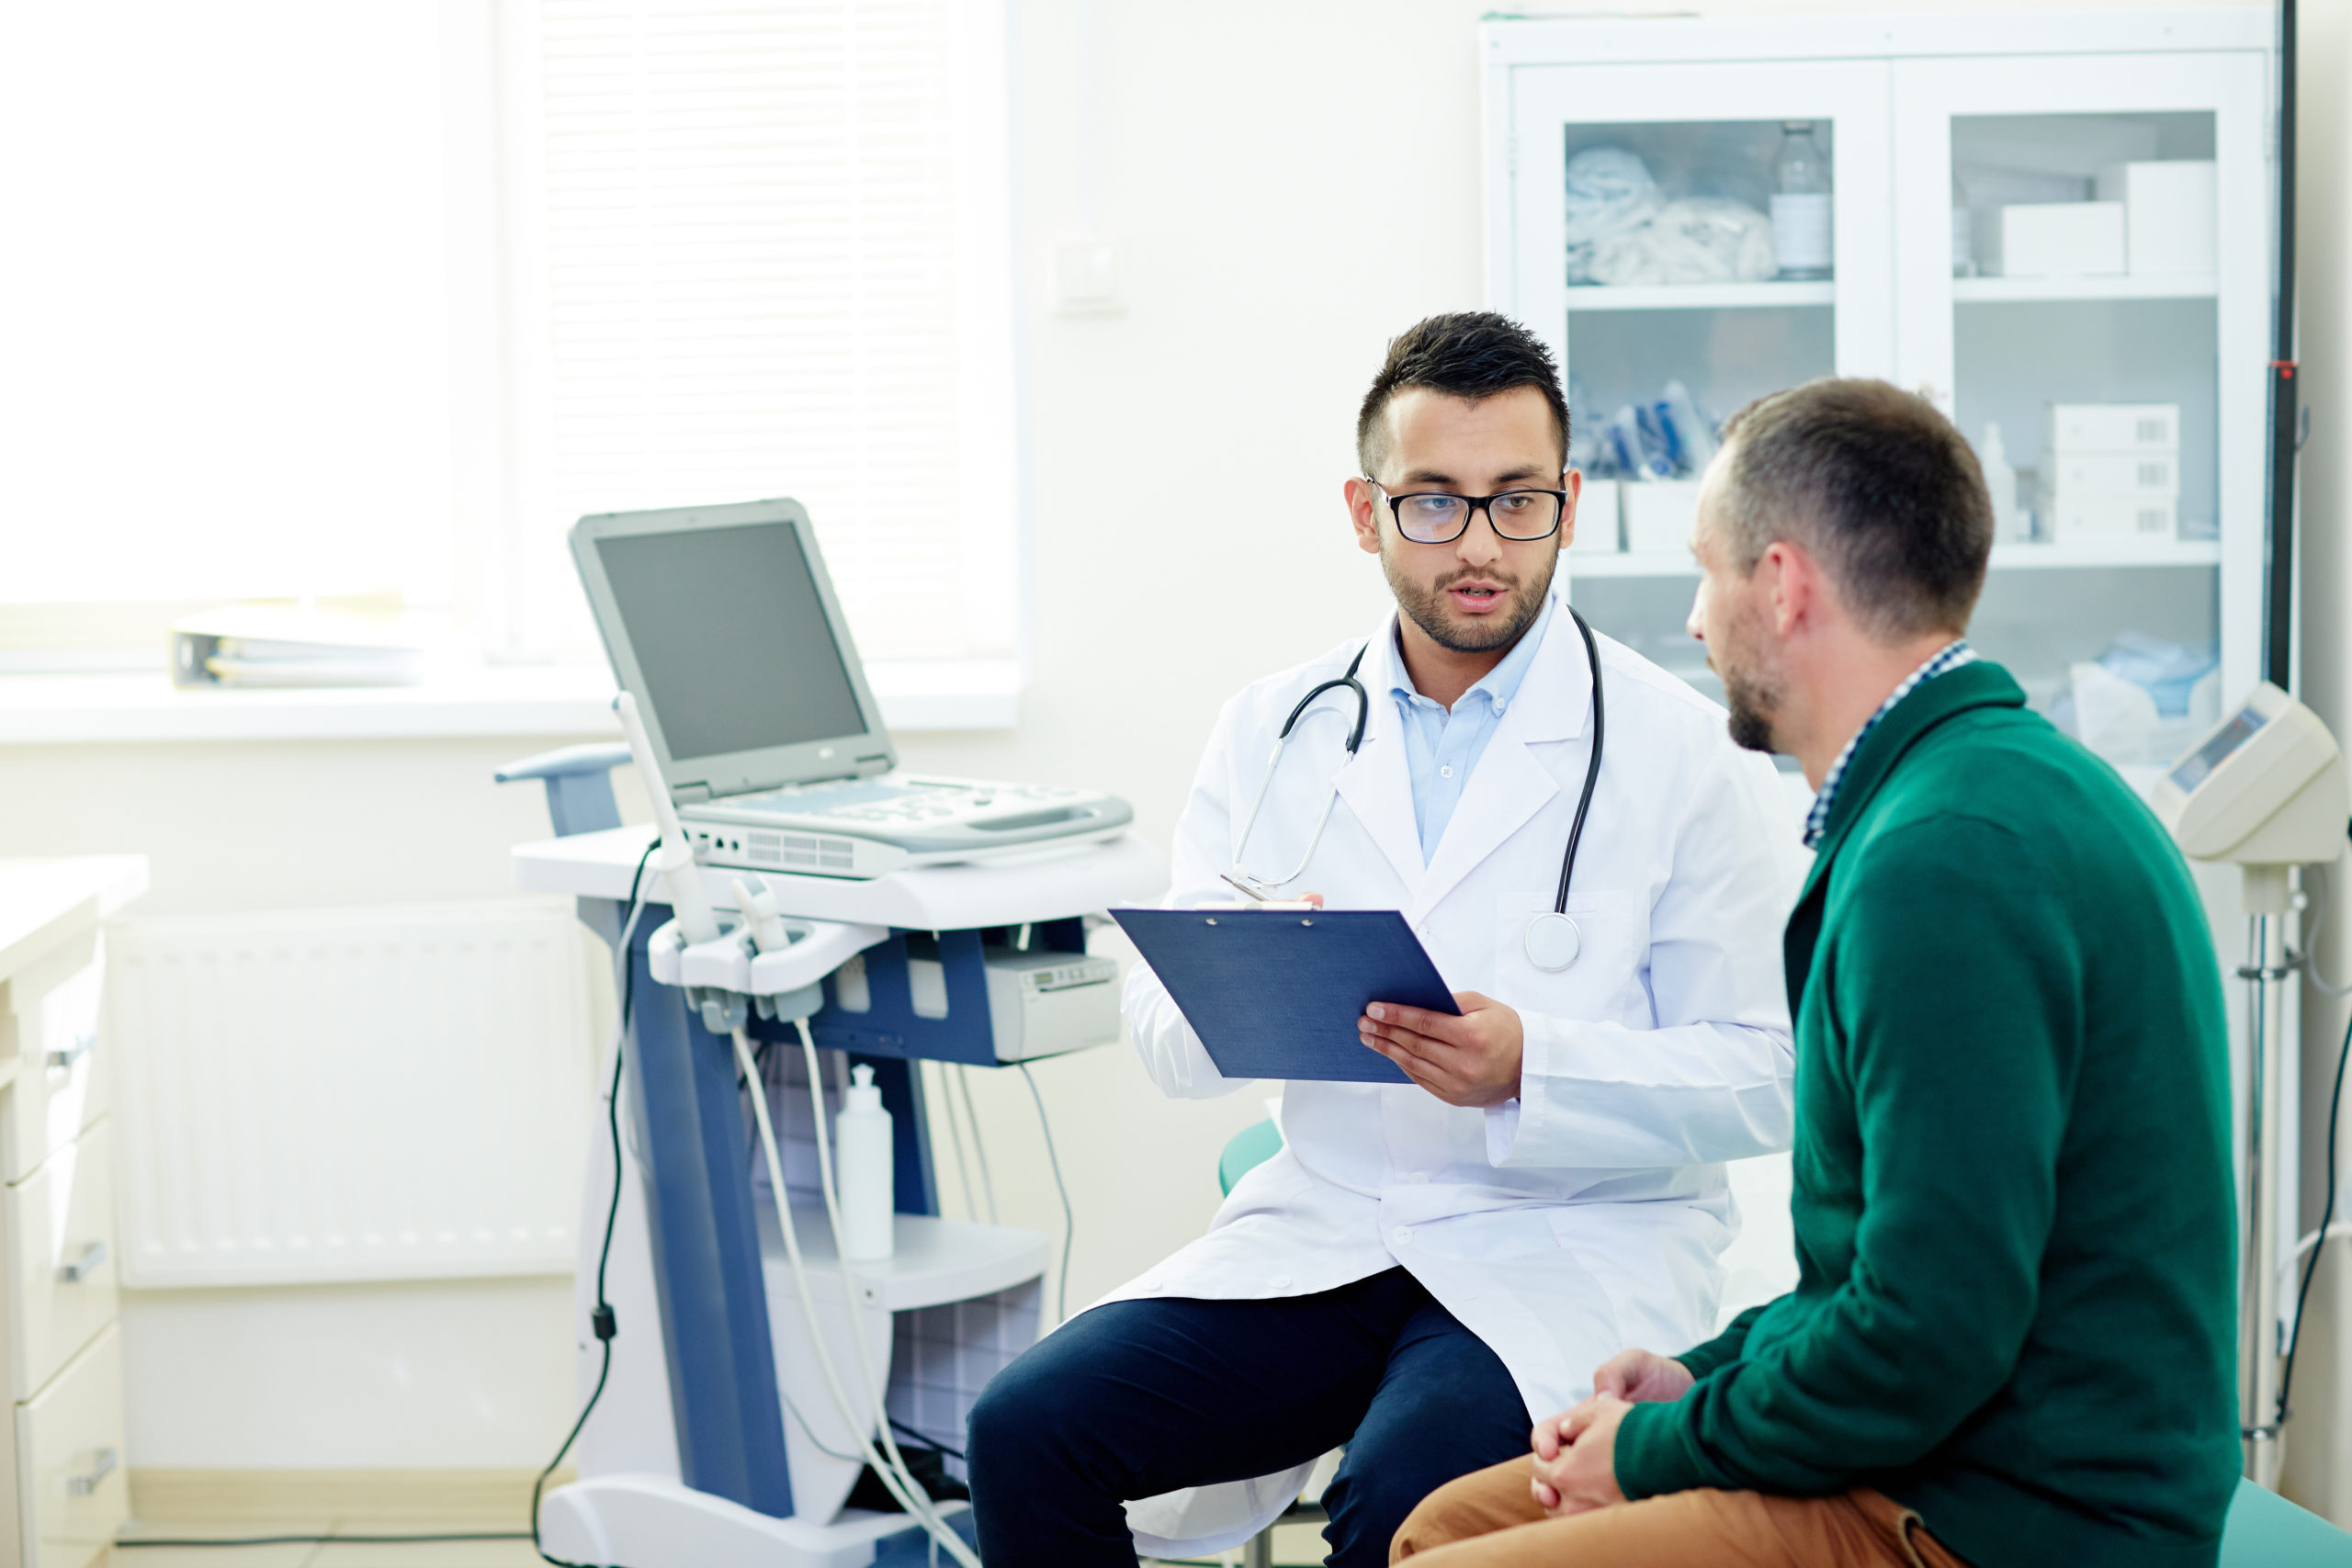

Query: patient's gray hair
[1714,378,1994,640]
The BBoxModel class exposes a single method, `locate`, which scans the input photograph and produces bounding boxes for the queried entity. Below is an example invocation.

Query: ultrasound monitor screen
[596,523,868,762]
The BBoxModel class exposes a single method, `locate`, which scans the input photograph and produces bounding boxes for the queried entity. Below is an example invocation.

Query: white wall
[0,739,641,1468]
[2286,0,2352,1523]
[0,0,2294,1480]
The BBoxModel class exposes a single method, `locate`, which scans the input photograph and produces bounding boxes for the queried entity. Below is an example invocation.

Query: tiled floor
[112,1519,545,1568]
[115,1515,1329,1567]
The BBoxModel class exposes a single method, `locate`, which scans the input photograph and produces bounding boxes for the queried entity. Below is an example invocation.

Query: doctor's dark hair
[1356,312,1570,478]
[1714,378,1993,640]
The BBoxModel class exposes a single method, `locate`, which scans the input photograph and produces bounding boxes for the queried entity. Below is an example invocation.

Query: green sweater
[1615,661,2239,1568]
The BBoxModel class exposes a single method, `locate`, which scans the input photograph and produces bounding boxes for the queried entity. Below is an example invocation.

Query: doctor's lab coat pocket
[1494,888,1649,1024]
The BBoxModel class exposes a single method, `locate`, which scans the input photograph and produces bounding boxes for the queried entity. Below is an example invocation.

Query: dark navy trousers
[966,1268,1528,1568]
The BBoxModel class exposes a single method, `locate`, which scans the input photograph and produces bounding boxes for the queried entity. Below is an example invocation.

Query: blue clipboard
[1110,908,1461,1085]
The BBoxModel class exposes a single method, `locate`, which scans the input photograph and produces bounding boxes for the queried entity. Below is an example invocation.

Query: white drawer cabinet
[0,861,144,1568]
[15,1326,125,1568]
[0,935,107,1189]
[4,1124,117,1404]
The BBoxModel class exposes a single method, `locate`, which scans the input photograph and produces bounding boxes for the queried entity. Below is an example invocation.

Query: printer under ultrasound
[571,498,1133,879]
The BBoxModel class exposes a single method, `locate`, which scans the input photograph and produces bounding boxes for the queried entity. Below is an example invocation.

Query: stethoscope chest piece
[1523,910,1582,973]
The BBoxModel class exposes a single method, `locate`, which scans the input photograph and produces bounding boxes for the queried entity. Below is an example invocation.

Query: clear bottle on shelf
[1951,169,1975,277]
[1770,121,1833,280]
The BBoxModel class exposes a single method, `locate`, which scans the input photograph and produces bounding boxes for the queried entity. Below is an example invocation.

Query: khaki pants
[1390,1457,1970,1567]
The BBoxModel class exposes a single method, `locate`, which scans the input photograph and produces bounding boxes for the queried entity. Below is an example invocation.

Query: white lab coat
[1106,591,1801,1558]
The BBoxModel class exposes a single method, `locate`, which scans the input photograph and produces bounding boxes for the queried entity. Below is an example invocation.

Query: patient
[1392,379,2240,1567]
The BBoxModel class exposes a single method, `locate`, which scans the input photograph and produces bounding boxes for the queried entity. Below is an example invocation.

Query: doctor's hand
[1357,991,1521,1108]
[1589,1347,1695,1405]
[1528,1394,1631,1518]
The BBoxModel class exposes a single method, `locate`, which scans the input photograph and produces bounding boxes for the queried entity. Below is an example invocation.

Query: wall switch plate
[1055,239,1123,314]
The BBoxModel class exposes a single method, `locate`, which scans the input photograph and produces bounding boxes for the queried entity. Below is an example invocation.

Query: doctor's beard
[1383,552,1555,656]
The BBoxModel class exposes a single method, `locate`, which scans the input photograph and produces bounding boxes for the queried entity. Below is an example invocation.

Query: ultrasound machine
[570,497,1132,879]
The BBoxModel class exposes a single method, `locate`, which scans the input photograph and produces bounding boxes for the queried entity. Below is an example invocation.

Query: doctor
[966,312,1798,1567]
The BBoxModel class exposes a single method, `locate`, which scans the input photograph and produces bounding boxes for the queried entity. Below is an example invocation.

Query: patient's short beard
[1722,667,1782,754]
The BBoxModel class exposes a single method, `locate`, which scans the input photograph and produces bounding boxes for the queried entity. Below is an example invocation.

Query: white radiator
[107,899,598,1288]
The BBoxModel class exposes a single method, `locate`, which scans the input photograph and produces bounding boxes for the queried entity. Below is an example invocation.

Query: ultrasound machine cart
[499,501,1167,1567]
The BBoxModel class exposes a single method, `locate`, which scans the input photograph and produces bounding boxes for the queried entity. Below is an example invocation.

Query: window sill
[0,661,1020,744]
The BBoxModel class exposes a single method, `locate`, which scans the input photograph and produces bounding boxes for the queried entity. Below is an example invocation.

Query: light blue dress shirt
[1388,593,1558,863]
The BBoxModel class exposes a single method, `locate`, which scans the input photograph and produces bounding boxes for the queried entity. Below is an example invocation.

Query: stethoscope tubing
[1551,606,1605,919]
[1227,645,1371,896]
[1228,609,1604,925]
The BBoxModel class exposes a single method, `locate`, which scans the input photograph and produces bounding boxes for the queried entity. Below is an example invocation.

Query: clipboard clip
[1214,872,1322,909]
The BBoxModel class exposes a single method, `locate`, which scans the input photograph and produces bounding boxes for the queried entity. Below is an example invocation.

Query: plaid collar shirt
[1802,640,1978,849]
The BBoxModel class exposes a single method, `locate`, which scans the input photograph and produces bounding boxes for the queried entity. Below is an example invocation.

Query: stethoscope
[1225,605,1606,973]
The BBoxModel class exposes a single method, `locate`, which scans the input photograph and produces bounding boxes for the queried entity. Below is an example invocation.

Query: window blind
[521,0,1016,665]
[0,2,460,609]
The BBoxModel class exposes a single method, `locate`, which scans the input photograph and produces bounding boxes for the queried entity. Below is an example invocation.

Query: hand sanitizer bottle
[836,1065,895,1260]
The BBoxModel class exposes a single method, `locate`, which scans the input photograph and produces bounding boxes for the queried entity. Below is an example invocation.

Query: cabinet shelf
[1569,552,1696,580]
[1986,539,2220,570]
[1563,281,1836,311]
[1952,274,2219,304]
[1570,537,2219,581]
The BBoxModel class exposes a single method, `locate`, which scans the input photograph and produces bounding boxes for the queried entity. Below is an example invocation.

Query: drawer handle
[59,1241,107,1284]
[45,1032,96,1073]
[64,1447,116,1497]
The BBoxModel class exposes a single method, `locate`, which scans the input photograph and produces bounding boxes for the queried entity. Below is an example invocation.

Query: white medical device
[2154,681,2350,1488]
[891,945,1122,1062]
[504,711,1163,1567]
[2154,682,2349,873]
[571,497,1133,878]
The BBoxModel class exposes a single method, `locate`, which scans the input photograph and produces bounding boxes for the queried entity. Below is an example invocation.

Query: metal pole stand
[2239,863,2296,1486]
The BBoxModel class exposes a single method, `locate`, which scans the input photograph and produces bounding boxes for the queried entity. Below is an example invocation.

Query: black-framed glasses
[1374,484,1568,545]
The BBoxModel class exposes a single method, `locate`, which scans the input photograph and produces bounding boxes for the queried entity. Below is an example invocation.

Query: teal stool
[1216,1120,1320,1568]
[1220,1126,2352,1564]
[1219,1118,1285,1195]
[2222,1478,2352,1565]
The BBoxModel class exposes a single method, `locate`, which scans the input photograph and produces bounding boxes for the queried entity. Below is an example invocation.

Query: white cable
[791,1021,971,1556]
[1017,1062,1075,1326]
[2286,1218,2352,1271]
[956,1065,1001,1224]
[933,1060,978,1223]
[739,1024,977,1563]
[730,1025,982,1567]
[2297,861,2352,997]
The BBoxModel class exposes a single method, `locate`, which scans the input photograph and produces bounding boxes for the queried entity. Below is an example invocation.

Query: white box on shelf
[2048,452,2181,499]
[2049,402,2180,454]
[1990,202,2126,277]
[1570,479,1623,554]
[2048,496,2177,546]
[1622,480,1702,557]
[2094,160,2218,276]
